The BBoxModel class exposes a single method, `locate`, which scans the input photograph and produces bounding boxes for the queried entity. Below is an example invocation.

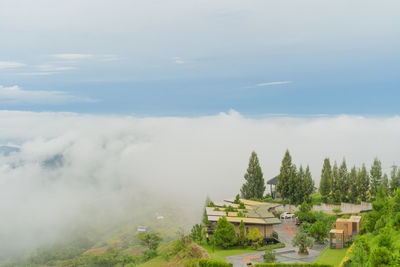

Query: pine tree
[277,150,295,200]
[349,166,358,203]
[357,164,370,202]
[303,165,315,203]
[390,166,400,193]
[382,173,389,194]
[294,165,305,204]
[370,157,383,197]
[338,159,349,202]
[319,158,332,203]
[332,162,341,203]
[240,151,265,199]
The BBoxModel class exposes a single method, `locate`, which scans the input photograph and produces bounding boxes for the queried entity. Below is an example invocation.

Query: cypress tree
[240,151,265,199]
[294,165,305,204]
[319,158,332,202]
[370,157,383,197]
[390,166,400,193]
[332,162,341,203]
[338,159,349,202]
[349,166,358,203]
[382,173,389,194]
[357,164,370,202]
[277,150,294,200]
[303,165,315,203]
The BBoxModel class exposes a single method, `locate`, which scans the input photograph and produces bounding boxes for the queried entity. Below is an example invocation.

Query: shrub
[234,194,241,204]
[199,258,233,267]
[369,247,393,267]
[247,228,263,248]
[332,208,342,214]
[208,201,216,207]
[309,221,329,244]
[263,246,276,263]
[238,202,246,209]
[254,264,333,266]
[214,217,237,249]
[291,229,313,254]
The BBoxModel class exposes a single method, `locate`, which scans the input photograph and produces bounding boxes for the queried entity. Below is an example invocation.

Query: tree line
[240,150,315,205]
[319,157,400,204]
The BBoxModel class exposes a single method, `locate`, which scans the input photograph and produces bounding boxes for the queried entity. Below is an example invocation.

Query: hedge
[199,259,233,267]
[254,264,333,267]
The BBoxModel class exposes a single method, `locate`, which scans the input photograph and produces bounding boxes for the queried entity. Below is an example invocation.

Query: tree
[303,165,315,203]
[190,224,204,244]
[240,151,265,199]
[369,247,393,267]
[331,162,341,203]
[352,236,369,267]
[136,232,162,251]
[214,217,237,249]
[370,157,382,197]
[277,150,295,201]
[238,220,246,247]
[291,229,313,254]
[349,166,358,203]
[382,173,389,194]
[263,246,276,263]
[390,166,400,193]
[309,221,328,244]
[234,194,240,204]
[319,158,332,202]
[357,164,370,202]
[338,159,349,202]
[247,228,263,248]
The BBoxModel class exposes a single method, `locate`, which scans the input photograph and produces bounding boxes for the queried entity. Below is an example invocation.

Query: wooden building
[329,216,362,248]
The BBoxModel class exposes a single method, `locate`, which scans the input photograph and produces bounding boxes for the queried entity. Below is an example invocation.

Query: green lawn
[314,246,348,267]
[200,244,256,262]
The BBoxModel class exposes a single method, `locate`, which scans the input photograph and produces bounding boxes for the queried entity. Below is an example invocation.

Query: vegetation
[277,150,315,204]
[241,151,266,199]
[136,232,162,251]
[247,228,263,248]
[314,246,348,267]
[291,228,313,254]
[190,224,205,245]
[199,258,233,267]
[255,264,333,267]
[263,246,276,263]
[310,221,329,244]
[214,217,237,249]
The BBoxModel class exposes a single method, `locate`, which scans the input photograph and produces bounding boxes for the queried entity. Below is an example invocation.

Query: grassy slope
[314,246,348,267]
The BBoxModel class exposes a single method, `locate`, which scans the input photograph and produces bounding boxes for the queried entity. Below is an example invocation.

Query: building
[267,176,280,199]
[205,198,281,239]
[329,216,362,249]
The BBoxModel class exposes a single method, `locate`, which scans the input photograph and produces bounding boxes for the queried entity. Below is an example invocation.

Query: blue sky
[1,0,400,116]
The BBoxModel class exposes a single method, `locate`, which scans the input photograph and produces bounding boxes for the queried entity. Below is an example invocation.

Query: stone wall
[275,201,372,215]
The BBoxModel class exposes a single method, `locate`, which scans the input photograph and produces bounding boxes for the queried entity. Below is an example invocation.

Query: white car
[280,212,295,219]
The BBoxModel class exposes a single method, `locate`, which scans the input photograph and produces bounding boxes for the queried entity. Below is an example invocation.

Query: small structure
[136,226,147,234]
[329,216,362,249]
[267,176,280,199]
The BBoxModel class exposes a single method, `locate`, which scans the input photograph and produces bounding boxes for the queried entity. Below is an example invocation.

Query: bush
[214,217,237,249]
[254,264,333,266]
[310,221,329,244]
[199,258,233,267]
[247,228,263,248]
[263,246,276,263]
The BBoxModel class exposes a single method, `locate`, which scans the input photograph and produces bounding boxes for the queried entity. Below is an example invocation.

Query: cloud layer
[1,111,400,259]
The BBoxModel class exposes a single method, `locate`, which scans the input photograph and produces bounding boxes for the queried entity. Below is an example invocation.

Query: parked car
[280,212,295,219]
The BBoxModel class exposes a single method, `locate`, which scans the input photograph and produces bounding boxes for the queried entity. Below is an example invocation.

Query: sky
[1,0,400,115]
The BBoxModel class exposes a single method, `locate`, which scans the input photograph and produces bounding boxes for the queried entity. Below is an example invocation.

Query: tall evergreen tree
[303,165,315,203]
[294,165,305,203]
[370,157,383,197]
[338,159,349,202]
[277,150,295,200]
[382,173,389,194]
[348,166,358,203]
[319,158,332,202]
[240,151,265,199]
[390,166,400,193]
[357,164,370,202]
[332,162,341,203]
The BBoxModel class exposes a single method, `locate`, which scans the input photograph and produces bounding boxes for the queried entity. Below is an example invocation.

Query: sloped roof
[267,176,279,185]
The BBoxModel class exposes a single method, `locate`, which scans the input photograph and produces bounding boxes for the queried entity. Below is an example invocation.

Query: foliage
[234,194,240,204]
[332,208,341,214]
[370,157,382,198]
[237,211,246,217]
[137,232,163,251]
[390,165,400,193]
[369,247,393,267]
[190,224,205,244]
[310,221,329,244]
[241,151,266,199]
[238,202,246,209]
[237,220,246,247]
[208,201,216,207]
[224,205,238,212]
[214,217,237,249]
[291,228,313,254]
[199,258,233,267]
[254,264,333,266]
[247,228,263,248]
[319,158,332,203]
[263,246,276,263]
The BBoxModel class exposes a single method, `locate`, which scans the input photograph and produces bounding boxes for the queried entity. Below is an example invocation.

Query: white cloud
[0,61,26,69]
[35,64,76,71]
[173,57,185,64]
[0,85,97,104]
[51,53,93,60]
[256,81,292,87]
[1,110,400,258]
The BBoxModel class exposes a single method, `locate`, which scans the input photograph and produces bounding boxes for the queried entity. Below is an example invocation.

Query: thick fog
[1,110,400,259]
